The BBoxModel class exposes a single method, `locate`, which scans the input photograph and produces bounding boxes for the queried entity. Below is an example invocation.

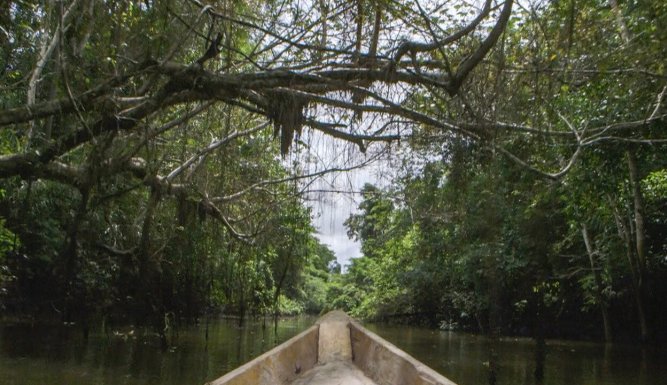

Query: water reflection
[0,317,315,385]
[1,318,665,385]
[365,323,667,385]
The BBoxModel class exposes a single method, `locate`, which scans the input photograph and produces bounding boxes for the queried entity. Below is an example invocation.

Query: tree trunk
[487,256,500,385]
[581,224,612,342]
[61,187,90,324]
[534,316,545,385]
[609,0,632,43]
[139,189,169,349]
[626,150,649,342]
[273,260,290,321]
[611,0,649,343]
[610,196,648,342]
[531,283,546,385]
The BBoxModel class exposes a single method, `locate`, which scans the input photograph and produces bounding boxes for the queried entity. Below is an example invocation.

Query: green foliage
[322,0,667,342]
[0,119,338,325]
[1,0,666,346]
[643,170,667,203]
[0,190,18,305]
[276,295,305,316]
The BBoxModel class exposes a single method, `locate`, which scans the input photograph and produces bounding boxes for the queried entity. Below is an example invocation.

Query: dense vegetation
[1,0,666,351]
[325,0,667,344]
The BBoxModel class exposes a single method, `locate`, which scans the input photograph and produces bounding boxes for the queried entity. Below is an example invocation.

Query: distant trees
[338,143,667,342]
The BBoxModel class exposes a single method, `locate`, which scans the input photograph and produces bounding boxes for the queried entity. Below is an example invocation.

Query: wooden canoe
[208,310,457,385]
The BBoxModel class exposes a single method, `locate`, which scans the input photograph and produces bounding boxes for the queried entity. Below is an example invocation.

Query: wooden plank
[349,321,457,385]
[291,360,377,385]
[208,324,319,385]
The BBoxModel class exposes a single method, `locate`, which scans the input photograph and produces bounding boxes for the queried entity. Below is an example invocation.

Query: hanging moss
[267,93,307,155]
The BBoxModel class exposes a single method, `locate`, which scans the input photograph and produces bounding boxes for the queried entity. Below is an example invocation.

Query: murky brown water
[0,317,664,385]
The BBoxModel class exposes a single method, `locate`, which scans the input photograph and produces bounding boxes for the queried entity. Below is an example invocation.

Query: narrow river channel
[0,316,665,385]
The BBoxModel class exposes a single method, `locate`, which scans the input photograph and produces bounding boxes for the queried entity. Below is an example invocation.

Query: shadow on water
[1,318,666,385]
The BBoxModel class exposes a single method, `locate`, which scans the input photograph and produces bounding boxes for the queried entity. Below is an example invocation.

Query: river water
[0,317,665,385]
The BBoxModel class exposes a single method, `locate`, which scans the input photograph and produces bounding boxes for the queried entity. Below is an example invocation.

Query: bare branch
[165,122,269,181]
[27,0,81,107]
[450,0,514,95]
[392,0,493,64]
[214,154,383,203]
[649,85,667,120]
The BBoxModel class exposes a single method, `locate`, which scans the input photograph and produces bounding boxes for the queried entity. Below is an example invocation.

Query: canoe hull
[208,325,318,385]
[349,320,456,385]
[208,311,456,385]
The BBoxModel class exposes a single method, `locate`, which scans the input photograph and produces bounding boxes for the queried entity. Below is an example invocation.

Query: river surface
[0,316,665,385]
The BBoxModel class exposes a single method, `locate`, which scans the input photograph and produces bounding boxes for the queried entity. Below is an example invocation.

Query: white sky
[309,168,370,266]
[306,149,397,267]
[294,129,394,267]
[313,199,361,265]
